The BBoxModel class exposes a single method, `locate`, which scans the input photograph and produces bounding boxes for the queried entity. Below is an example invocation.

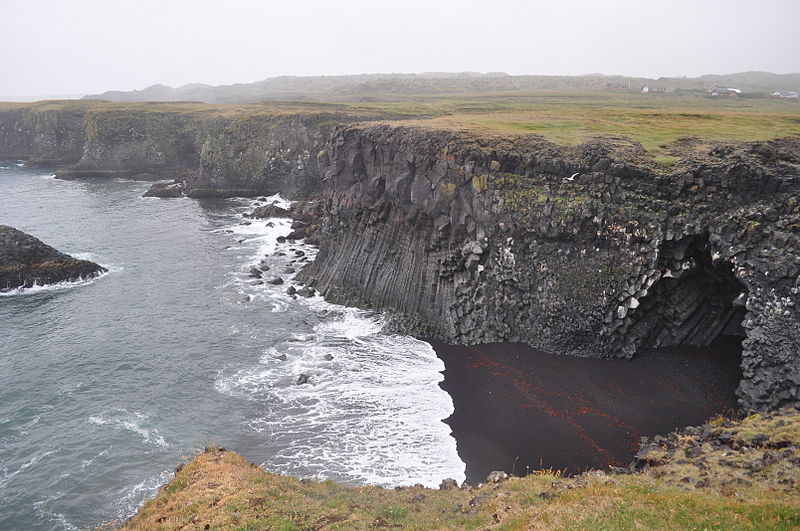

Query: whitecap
[109,468,173,522]
[212,194,466,488]
[88,409,169,448]
[0,448,58,490]
[0,269,110,297]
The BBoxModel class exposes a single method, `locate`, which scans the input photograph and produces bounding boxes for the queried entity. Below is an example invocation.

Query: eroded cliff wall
[3,103,798,410]
[0,104,88,164]
[301,125,800,410]
[0,103,372,198]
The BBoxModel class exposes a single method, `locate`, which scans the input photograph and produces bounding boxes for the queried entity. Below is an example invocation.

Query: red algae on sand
[433,336,742,484]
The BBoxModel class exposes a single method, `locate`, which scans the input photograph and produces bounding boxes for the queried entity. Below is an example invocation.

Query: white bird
[566,172,579,181]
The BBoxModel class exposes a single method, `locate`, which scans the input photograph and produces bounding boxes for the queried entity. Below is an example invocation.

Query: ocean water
[0,164,465,530]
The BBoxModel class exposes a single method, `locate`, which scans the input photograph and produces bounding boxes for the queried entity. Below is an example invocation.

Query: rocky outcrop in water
[300,125,800,410]
[0,225,106,291]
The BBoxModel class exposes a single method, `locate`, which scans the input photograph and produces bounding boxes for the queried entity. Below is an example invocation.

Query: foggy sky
[2,0,798,99]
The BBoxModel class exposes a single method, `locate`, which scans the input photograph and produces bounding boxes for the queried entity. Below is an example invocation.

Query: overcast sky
[2,0,798,98]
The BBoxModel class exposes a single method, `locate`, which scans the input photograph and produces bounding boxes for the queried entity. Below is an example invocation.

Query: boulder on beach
[0,225,107,291]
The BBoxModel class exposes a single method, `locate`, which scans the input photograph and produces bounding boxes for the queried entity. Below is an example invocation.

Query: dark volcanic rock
[247,204,291,219]
[143,182,184,198]
[300,126,800,411]
[296,286,316,298]
[0,226,106,291]
[4,103,799,411]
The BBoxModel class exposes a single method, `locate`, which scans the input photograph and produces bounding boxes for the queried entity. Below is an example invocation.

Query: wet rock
[296,374,311,385]
[249,267,263,278]
[228,293,250,303]
[267,277,284,285]
[286,286,297,295]
[247,204,291,219]
[142,182,184,198]
[297,286,316,298]
[0,225,107,291]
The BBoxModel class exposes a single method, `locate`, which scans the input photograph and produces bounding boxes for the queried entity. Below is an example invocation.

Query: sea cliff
[1,101,798,410]
[0,101,379,197]
[301,126,799,410]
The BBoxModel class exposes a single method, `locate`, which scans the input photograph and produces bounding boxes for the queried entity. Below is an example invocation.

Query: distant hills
[85,71,800,104]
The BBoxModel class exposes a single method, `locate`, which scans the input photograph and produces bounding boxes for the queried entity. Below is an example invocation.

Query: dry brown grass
[123,409,800,530]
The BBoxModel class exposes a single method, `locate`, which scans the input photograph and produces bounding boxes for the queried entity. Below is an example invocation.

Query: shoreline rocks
[0,225,107,292]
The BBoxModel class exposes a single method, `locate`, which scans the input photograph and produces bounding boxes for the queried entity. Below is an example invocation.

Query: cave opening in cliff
[625,234,747,364]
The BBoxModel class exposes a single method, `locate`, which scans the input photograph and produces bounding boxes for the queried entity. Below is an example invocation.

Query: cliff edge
[121,409,800,530]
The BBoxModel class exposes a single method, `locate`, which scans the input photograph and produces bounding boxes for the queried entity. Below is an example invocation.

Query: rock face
[3,103,798,411]
[0,104,88,165]
[0,226,107,291]
[301,125,800,411]
[0,103,377,198]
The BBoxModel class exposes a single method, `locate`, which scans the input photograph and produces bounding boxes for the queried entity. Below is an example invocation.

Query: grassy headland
[3,90,798,156]
[120,409,800,530]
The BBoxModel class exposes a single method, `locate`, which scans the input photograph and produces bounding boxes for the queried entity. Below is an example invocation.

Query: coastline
[432,336,742,485]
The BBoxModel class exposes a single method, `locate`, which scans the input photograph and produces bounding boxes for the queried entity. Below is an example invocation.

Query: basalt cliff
[1,103,797,410]
[0,102,379,197]
[303,127,799,411]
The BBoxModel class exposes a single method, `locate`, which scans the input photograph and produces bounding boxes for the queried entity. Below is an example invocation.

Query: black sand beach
[433,336,742,485]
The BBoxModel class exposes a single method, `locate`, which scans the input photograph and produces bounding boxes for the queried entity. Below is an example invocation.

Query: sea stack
[0,225,107,291]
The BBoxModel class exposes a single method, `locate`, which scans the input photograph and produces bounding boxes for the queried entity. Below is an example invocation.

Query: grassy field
[120,410,800,530]
[2,91,798,155]
[349,92,800,152]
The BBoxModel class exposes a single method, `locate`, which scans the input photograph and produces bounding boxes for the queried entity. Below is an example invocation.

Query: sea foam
[214,197,465,487]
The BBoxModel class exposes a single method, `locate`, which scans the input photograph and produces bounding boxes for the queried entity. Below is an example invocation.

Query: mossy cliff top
[2,89,798,156]
[119,409,800,530]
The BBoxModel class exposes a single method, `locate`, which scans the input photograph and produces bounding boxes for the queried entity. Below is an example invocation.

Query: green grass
[122,408,800,530]
[3,91,798,155]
